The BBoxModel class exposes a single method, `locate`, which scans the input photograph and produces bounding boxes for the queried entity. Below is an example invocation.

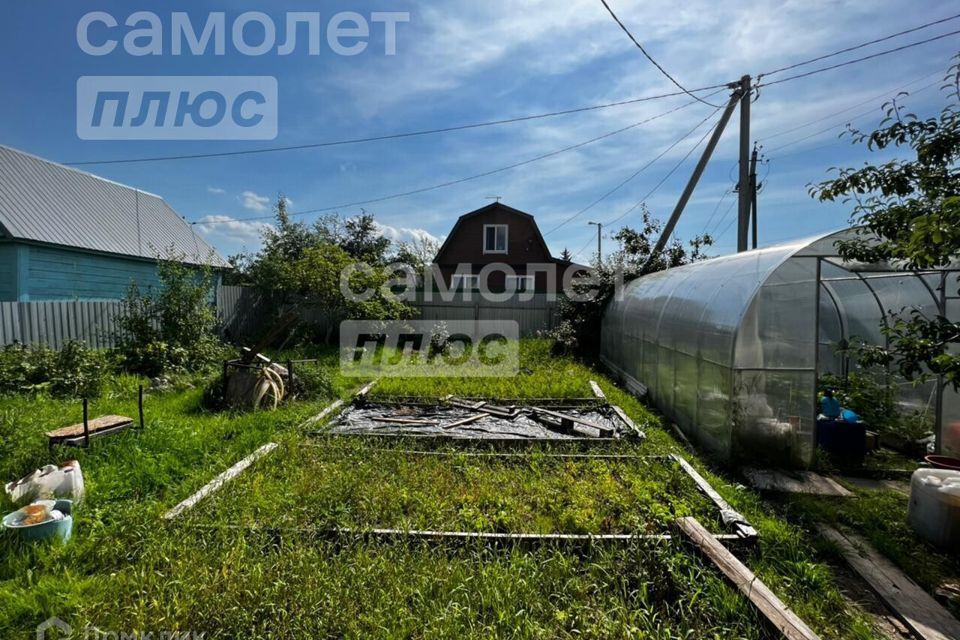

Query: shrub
[0,341,107,398]
[117,251,227,376]
[291,362,333,399]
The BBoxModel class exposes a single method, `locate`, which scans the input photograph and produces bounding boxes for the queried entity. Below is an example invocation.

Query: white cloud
[194,215,274,249]
[240,191,271,212]
[374,221,442,246]
[207,186,226,194]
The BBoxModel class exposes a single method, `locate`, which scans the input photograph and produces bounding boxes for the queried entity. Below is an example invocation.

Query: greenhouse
[601,228,960,467]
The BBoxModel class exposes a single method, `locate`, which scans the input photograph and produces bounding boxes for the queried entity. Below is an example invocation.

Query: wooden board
[299,399,345,429]
[529,407,614,436]
[678,517,821,640]
[355,380,378,398]
[611,405,645,438]
[370,417,439,425]
[440,413,486,429]
[164,442,278,520]
[589,380,605,399]
[672,455,757,539]
[743,468,854,497]
[819,525,960,640]
[47,415,132,440]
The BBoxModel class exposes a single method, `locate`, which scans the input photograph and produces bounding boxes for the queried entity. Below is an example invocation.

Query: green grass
[0,340,884,638]
[179,442,723,534]
[780,486,960,618]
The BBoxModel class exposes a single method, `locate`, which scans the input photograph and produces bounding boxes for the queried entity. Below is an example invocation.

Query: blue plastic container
[2,499,73,542]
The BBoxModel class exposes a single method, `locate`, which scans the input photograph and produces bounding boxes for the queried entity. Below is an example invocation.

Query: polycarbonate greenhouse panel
[600,228,960,467]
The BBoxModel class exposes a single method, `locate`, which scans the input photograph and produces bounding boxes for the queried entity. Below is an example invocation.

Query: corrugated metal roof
[0,144,227,267]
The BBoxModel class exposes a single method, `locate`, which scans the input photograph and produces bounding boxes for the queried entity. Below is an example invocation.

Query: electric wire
[64,85,730,166]
[541,99,724,236]
[602,110,725,228]
[598,0,722,108]
[755,29,960,88]
[195,96,711,226]
[758,13,960,79]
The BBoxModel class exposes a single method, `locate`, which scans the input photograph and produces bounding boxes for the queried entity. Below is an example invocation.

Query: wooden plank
[299,399,345,429]
[611,405,645,438]
[370,417,439,425]
[678,517,821,640]
[819,525,960,640]
[447,398,518,418]
[190,522,746,545]
[529,406,614,435]
[163,442,278,520]
[672,455,757,539]
[60,423,134,447]
[47,415,132,440]
[589,380,605,399]
[355,380,378,398]
[744,469,854,497]
[440,413,486,429]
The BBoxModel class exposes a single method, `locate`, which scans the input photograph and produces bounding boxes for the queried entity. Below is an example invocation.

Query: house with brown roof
[431,202,588,294]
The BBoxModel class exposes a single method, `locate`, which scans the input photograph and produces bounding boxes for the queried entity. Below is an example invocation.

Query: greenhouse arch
[600,229,960,467]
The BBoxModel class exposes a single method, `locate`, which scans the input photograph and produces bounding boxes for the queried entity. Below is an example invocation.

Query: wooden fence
[0,287,562,349]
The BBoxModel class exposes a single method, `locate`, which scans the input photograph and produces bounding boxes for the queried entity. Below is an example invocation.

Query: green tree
[810,56,960,387]
[550,208,711,354]
[391,235,440,272]
[242,197,414,341]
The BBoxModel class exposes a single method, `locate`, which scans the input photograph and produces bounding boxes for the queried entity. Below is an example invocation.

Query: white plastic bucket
[908,468,960,552]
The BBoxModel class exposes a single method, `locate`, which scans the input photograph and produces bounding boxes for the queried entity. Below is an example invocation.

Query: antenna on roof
[485,195,502,203]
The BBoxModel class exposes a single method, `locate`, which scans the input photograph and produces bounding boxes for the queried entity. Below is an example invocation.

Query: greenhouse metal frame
[601,229,960,467]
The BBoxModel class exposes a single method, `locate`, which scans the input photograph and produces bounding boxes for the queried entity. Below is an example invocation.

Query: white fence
[0,287,562,349]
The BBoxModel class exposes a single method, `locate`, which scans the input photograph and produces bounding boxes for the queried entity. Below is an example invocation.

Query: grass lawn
[0,341,886,638]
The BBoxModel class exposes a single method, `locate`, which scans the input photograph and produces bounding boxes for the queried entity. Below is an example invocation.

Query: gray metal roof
[0,144,227,267]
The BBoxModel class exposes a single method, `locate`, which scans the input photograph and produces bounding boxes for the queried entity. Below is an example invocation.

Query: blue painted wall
[0,243,16,300]
[27,244,163,300]
[0,241,221,301]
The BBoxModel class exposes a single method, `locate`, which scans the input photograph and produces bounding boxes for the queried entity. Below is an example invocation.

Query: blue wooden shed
[0,145,227,301]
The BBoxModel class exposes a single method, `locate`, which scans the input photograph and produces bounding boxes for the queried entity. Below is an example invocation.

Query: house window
[505,275,535,293]
[483,224,508,254]
[451,274,479,290]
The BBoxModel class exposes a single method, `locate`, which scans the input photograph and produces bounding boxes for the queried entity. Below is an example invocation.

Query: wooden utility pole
[749,144,759,249]
[642,82,743,273]
[737,75,751,253]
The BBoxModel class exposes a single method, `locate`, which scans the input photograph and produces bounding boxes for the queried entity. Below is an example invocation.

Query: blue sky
[0,1,957,263]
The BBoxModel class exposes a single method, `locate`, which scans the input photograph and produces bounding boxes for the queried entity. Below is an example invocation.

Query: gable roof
[434,202,555,263]
[0,145,227,267]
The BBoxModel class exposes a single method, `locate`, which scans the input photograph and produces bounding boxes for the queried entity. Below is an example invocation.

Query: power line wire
[710,199,739,239]
[541,100,723,236]
[64,85,729,166]
[756,29,960,88]
[603,111,724,228]
[765,77,941,155]
[598,0,722,108]
[760,70,941,142]
[195,97,707,226]
[699,189,731,237]
[758,13,960,78]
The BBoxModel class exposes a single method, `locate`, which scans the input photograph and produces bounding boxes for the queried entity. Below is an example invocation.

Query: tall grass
[0,341,882,638]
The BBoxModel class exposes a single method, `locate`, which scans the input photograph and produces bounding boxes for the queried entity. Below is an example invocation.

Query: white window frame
[451,274,480,290]
[483,224,508,254]
[505,274,535,293]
